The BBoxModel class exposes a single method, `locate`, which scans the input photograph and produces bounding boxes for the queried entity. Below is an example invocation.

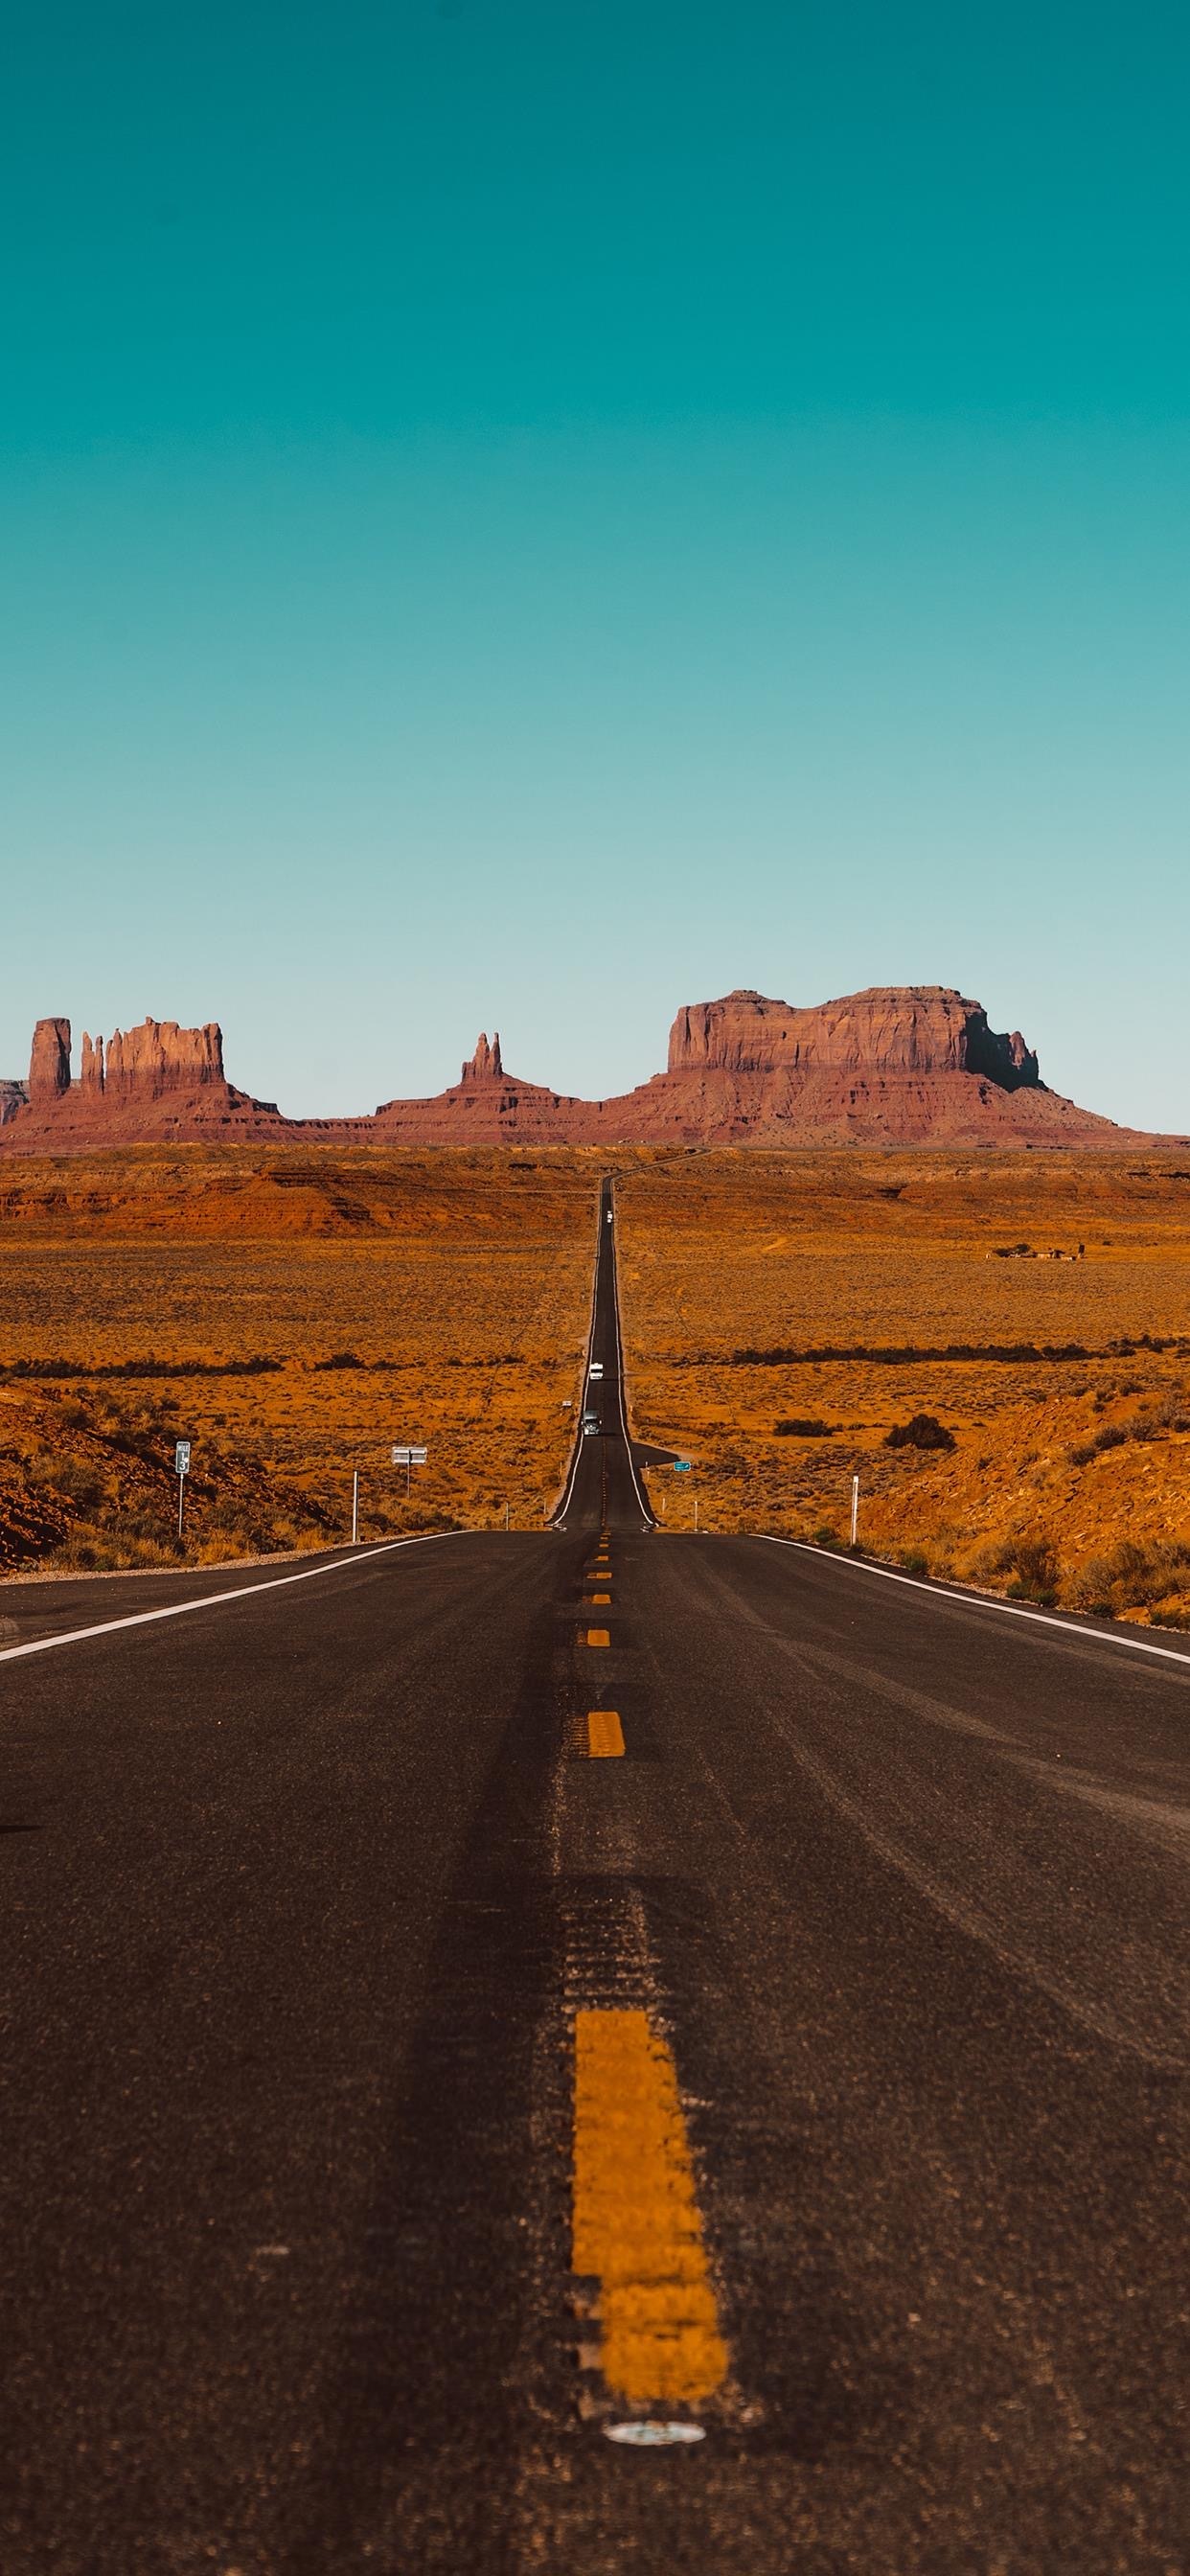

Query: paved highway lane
[554,1178,655,1534]
[2,1183,1188,2572]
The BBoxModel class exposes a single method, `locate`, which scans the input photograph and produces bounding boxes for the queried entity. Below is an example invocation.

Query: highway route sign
[392,1445,428,1465]
[174,1441,192,1477]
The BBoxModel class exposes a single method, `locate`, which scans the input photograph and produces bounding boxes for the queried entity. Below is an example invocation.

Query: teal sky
[3,0,1187,1126]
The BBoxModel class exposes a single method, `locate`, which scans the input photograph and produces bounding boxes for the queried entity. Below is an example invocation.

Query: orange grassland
[0,1149,598,1574]
[3,1143,1188,1625]
[614,1151,1190,1627]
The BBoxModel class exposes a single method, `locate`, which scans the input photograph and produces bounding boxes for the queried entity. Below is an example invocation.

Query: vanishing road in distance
[3,1179,1187,2571]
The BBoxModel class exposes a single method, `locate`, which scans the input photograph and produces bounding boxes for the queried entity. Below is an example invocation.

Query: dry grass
[5,1141,1188,1624]
[0,1149,598,1571]
[615,1150,1190,1627]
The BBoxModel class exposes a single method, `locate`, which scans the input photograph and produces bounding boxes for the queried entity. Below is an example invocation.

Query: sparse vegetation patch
[885,1414,956,1452]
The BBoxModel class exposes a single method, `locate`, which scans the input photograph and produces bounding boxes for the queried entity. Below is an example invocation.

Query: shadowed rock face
[1,989,1180,1150]
[668,989,1040,1090]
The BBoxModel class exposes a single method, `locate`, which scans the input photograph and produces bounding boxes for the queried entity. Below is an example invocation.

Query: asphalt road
[1,1183,1187,2573]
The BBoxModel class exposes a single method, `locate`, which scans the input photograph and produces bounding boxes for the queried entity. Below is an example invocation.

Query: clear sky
[3,0,1187,1126]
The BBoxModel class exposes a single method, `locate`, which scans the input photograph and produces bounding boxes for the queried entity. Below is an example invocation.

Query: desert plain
[1,1142,1187,1628]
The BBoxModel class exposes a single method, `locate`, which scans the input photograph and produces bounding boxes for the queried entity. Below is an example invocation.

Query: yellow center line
[584,1628,611,1646]
[586,1591,611,1605]
[586,1709,625,1758]
[572,2009,727,2406]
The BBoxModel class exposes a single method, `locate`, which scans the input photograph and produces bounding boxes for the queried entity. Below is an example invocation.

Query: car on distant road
[582,1411,600,1436]
[589,1362,604,1381]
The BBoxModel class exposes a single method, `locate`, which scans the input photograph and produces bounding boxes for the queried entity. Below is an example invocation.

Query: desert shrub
[1069,1423,1127,1463]
[1070,1397,1189,1465]
[29,1455,105,1507]
[313,1350,365,1370]
[1064,1557,1117,1615]
[1132,1391,1190,1436]
[885,1414,956,1452]
[46,1535,122,1573]
[1065,1537,1190,1616]
[774,1417,834,1438]
[811,1524,843,1549]
[986,1534,1061,1604]
[898,1548,930,1576]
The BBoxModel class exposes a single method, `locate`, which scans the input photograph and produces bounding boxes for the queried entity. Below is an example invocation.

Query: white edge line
[0,1530,470,1666]
[753,1534,1190,1669]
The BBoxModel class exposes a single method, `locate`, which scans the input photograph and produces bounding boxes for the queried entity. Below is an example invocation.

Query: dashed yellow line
[586,1591,611,1605]
[572,2010,727,2406]
[584,1627,610,1646]
[586,1709,625,1758]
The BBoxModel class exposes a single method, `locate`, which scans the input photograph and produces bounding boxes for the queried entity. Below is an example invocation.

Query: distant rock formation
[103,1019,227,1098]
[668,989,1040,1091]
[2,1018,284,1146]
[28,1017,72,1103]
[461,1031,503,1082]
[1,988,1182,1151]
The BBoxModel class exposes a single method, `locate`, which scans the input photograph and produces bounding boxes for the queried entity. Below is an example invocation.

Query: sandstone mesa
[0,989,1182,1150]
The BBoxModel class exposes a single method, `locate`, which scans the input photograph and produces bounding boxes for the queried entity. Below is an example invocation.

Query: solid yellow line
[572,2010,727,2406]
[584,1628,610,1646]
[586,1709,625,1758]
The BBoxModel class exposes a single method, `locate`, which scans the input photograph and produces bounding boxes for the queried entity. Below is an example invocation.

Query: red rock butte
[1,990,1183,1150]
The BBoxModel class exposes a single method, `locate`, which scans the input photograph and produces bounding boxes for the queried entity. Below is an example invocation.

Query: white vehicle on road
[589,1362,604,1381]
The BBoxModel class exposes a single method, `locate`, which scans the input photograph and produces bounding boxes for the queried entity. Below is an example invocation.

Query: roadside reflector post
[352,1468,359,1545]
[174,1439,191,1545]
[850,1473,859,1548]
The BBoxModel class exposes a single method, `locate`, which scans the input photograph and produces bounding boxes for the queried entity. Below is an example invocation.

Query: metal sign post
[392,1443,428,1497]
[174,1439,192,1543]
[850,1473,859,1548]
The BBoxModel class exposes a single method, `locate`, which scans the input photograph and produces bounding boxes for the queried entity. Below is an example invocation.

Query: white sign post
[850,1473,859,1548]
[174,1439,192,1543]
[392,1442,428,1497]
